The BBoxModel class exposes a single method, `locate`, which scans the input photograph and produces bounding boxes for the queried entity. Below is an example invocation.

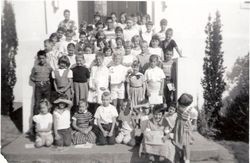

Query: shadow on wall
[10,106,23,132]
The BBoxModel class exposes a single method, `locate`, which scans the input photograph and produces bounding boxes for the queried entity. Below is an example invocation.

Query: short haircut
[64,9,70,14]
[146,21,154,26]
[94,12,101,17]
[106,16,113,22]
[131,35,141,43]
[178,93,193,107]
[75,54,85,60]
[110,12,117,17]
[166,28,173,34]
[102,91,111,99]
[79,31,87,36]
[39,98,52,111]
[44,39,53,45]
[87,25,93,31]
[95,21,105,28]
[67,43,75,49]
[153,104,165,114]
[37,50,46,58]
[115,26,123,33]
[79,99,88,106]
[115,37,124,43]
[57,27,66,33]
[149,54,159,62]
[160,18,168,25]
[58,56,70,68]
[140,40,148,47]
[131,60,140,68]
[49,33,58,41]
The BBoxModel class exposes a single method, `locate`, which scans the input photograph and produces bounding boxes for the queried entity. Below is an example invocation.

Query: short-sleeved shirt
[145,66,165,91]
[127,72,144,88]
[109,64,128,84]
[67,54,76,68]
[141,31,154,45]
[31,63,52,82]
[104,29,116,41]
[94,104,118,124]
[71,66,90,83]
[53,109,71,130]
[122,54,136,67]
[148,47,164,60]
[123,27,139,42]
[33,113,53,130]
[72,111,93,128]
[52,68,73,79]
[161,39,177,54]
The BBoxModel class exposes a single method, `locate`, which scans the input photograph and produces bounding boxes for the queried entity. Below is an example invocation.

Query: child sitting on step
[71,99,96,145]
[53,96,73,146]
[33,99,53,148]
[94,91,118,145]
[116,99,136,146]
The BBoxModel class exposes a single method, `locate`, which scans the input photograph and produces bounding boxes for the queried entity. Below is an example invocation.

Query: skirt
[129,86,144,107]
[71,128,96,145]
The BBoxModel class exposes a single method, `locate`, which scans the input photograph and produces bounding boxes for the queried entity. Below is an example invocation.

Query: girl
[33,99,53,148]
[49,33,59,47]
[52,56,73,100]
[131,35,142,56]
[75,31,89,52]
[116,99,136,146]
[88,54,109,115]
[110,12,118,28]
[103,46,113,68]
[144,55,165,105]
[117,12,127,29]
[127,60,145,107]
[165,103,177,139]
[96,38,108,53]
[140,104,176,163]
[72,99,96,145]
[173,93,194,163]
[112,37,125,56]
[149,35,164,61]
[83,45,96,69]
[66,43,76,68]
[53,96,73,146]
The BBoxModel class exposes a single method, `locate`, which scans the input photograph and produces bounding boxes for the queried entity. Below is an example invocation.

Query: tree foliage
[200,11,226,138]
[220,54,249,142]
[1,0,18,115]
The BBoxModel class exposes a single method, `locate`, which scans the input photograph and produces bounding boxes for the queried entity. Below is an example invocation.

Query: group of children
[30,9,197,163]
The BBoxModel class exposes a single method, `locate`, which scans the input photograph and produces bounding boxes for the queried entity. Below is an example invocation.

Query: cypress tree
[201,11,226,136]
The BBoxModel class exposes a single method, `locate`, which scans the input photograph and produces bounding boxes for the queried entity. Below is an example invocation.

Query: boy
[75,31,89,52]
[104,17,116,42]
[136,40,152,73]
[30,50,53,115]
[141,21,154,46]
[71,55,90,106]
[66,43,76,68]
[123,16,139,42]
[144,55,165,105]
[109,54,129,113]
[94,91,118,145]
[162,52,177,107]
[44,39,61,70]
[57,29,76,55]
[156,19,168,41]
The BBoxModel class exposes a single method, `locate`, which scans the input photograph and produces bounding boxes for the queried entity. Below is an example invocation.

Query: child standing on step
[94,91,118,145]
[71,99,96,145]
[52,56,73,100]
[33,99,53,148]
[53,96,73,146]
[144,55,165,105]
[173,93,194,163]
[71,55,90,106]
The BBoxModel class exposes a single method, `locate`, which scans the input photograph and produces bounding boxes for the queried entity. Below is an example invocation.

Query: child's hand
[108,131,113,137]
[55,134,61,140]
[102,131,108,137]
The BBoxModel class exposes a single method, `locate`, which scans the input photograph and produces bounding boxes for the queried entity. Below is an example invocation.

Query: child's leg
[34,86,42,115]
[112,99,118,110]
[45,133,53,147]
[115,132,124,144]
[97,124,108,145]
[54,130,64,146]
[62,128,71,146]
[35,135,44,148]
[123,132,135,146]
[80,82,88,101]
[106,123,115,145]
[73,82,80,106]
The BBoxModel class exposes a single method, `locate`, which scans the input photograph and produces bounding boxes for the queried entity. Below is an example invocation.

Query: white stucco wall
[11,0,78,132]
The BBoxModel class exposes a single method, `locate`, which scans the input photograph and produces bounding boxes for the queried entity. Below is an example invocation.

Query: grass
[218,140,249,163]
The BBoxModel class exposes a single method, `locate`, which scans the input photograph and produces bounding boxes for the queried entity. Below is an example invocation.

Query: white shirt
[148,47,164,60]
[55,40,75,55]
[53,109,71,130]
[67,54,76,68]
[52,68,73,79]
[109,64,128,84]
[84,54,96,68]
[104,29,116,41]
[131,48,142,57]
[122,54,136,67]
[33,113,53,130]
[145,66,165,92]
[89,65,109,89]
[103,56,113,67]
[123,27,139,42]
[141,30,154,45]
[46,50,62,70]
[157,30,167,41]
[94,104,118,124]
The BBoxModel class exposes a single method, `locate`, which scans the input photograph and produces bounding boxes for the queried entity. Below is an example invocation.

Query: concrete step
[2,132,235,163]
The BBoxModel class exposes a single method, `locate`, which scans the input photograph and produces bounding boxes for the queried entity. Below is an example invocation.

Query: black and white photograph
[1,0,249,162]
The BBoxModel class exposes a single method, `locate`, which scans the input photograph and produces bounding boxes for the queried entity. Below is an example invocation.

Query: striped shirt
[72,111,93,128]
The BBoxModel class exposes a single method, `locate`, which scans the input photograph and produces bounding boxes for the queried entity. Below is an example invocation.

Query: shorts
[110,84,125,100]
